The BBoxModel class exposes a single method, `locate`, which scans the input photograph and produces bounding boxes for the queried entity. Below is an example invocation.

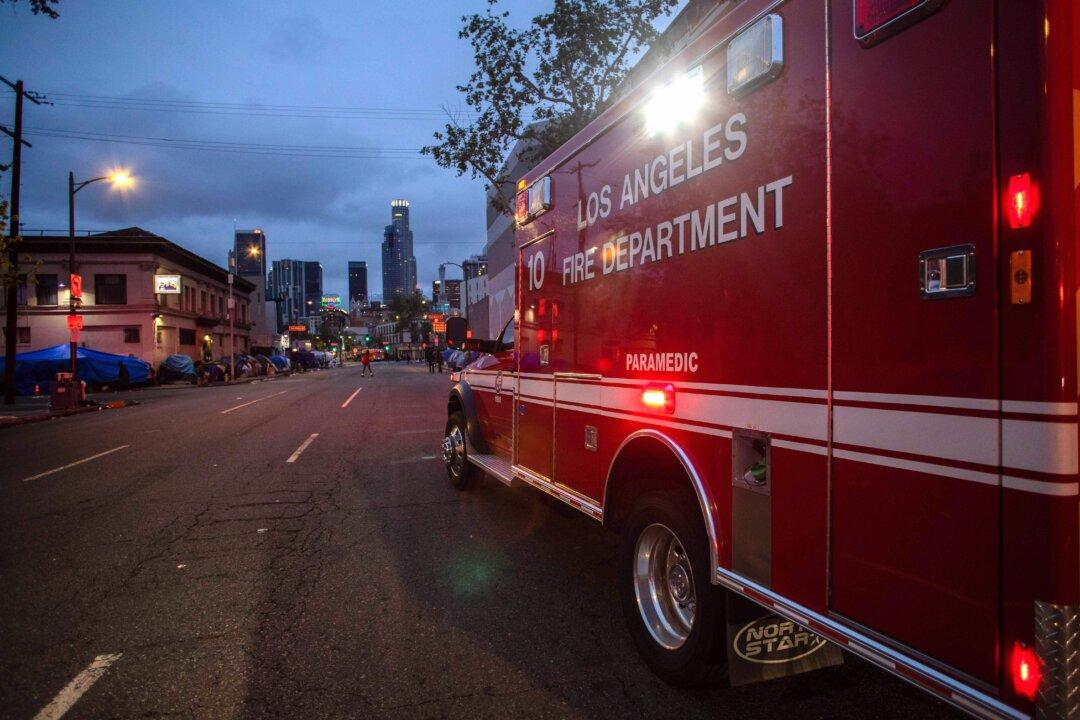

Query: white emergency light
[645,65,704,136]
[726,14,784,96]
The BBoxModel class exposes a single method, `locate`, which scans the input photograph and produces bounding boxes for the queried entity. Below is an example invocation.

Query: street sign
[433,320,447,333]
[69,273,82,300]
[66,315,83,330]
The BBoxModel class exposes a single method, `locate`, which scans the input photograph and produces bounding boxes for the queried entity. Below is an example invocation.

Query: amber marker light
[642,383,675,414]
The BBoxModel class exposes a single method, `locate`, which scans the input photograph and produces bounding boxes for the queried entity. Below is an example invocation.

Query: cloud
[262,15,347,64]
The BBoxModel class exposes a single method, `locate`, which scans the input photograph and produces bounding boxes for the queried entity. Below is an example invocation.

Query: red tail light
[642,383,676,414]
[1010,642,1041,701]
[1006,173,1036,229]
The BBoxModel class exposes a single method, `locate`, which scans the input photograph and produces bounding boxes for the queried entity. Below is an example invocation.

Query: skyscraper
[233,229,276,344]
[268,259,323,331]
[233,229,266,278]
[348,261,368,310]
[381,199,417,302]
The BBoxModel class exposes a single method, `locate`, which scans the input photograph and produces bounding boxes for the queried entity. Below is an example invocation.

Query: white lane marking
[220,390,288,414]
[391,455,439,464]
[286,433,319,463]
[33,652,122,720]
[22,446,131,483]
[341,386,363,409]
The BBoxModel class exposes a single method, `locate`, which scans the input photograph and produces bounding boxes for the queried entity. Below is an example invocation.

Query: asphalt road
[0,362,961,719]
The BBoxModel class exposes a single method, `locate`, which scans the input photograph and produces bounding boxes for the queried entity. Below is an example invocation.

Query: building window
[94,274,127,305]
[17,326,30,344]
[36,274,59,305]
[200,290,206,313]
[179,328,196,345]
[0,275,28,309]
[123,327,140,343]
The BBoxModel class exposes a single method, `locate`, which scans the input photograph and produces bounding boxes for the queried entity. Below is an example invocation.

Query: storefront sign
[154,274,182,294]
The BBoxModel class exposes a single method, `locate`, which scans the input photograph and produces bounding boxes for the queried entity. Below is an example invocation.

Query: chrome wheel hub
[443,426,465,475]
[633,523,696,650]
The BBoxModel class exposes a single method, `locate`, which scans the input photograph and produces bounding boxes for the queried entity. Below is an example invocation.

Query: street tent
[0,344,150,395]
[269,355,290,371]
[159,354,196,383]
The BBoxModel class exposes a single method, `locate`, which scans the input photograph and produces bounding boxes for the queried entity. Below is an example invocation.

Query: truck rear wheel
[443,412,479,490]
[618,492,727,686]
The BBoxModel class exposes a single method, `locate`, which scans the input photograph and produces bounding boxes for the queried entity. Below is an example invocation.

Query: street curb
[0,399,139,430]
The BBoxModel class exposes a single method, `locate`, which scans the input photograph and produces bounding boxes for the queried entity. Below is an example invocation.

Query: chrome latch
[919,244,976,299]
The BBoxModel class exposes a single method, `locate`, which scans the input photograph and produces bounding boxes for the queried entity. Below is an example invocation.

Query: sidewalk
[0,372,290,428]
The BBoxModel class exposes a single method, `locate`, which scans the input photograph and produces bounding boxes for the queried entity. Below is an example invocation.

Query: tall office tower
[381,199,417,302]
[268,259,322,331]
[348,261,368,311]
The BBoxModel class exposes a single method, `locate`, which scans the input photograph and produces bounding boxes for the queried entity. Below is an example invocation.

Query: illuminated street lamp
[68,168,135,378]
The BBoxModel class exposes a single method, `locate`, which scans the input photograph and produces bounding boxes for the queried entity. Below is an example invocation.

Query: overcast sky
[0,0,563,301]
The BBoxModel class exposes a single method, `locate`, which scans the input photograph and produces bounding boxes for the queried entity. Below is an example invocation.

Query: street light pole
[67,170,134,380]
[67,171,76,376]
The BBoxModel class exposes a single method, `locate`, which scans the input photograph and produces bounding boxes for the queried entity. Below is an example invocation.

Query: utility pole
[1,77,46,405]
[228,251,235,382]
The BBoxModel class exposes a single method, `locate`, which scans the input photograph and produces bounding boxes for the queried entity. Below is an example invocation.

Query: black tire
[444,411,480,491]
[618,491,727,686]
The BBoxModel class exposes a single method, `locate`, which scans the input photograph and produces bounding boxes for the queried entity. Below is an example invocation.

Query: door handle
[919,244,976,299]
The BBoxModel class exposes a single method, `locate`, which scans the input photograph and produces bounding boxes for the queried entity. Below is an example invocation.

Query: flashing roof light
[642,383,676,414]
[1006,173,1035,229]
[646,66,704,136]
[1010,642,1041,701]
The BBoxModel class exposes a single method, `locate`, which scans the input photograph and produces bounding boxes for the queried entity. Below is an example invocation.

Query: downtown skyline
[0,0,547,302]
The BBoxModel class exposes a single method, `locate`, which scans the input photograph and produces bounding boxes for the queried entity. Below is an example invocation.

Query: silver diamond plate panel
[1036,600,1079,719]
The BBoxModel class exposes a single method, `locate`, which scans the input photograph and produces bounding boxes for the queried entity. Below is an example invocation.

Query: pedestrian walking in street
[426,346,436,373]
[436,346,444,374]
[117,361,130,391]
[360,348,374,377]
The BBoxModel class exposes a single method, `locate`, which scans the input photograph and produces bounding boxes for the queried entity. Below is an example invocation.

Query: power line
[3,89,478,121]
[11,125,430,159]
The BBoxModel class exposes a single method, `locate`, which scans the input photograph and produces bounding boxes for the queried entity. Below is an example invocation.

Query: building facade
[459,254,489,337]
[268,259,322,331]
[381,199,417,302]
[432,277,461,314]
[0,227,256,367]
[348,260,368,314]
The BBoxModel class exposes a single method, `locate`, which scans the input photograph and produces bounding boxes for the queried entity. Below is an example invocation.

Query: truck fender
[448,382,490,454]
[602,429,719,581]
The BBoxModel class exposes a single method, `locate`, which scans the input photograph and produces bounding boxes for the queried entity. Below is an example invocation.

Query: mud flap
[725,593,843,686]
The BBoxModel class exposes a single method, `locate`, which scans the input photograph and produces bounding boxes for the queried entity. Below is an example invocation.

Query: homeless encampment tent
[158,354,196,384]
[0,344,150,395]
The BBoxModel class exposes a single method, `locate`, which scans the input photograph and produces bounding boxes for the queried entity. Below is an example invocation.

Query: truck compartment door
[829,0,1000,683]
[515,234,555,480]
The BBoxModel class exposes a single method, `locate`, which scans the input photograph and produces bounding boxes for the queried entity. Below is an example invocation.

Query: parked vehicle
[444,2,1079,718]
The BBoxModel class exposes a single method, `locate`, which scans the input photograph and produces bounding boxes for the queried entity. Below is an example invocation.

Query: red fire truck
[442,2,1078,717]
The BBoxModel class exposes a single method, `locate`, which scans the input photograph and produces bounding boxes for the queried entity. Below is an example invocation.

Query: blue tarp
[269,355,290,371]
[159,354,196,383]
[0,344,151,395]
